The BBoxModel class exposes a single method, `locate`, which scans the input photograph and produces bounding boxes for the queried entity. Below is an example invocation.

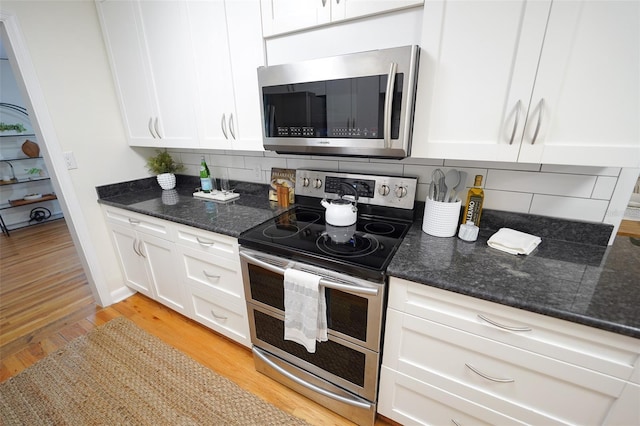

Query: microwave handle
[239,250,379,296]
[383,62,398,149]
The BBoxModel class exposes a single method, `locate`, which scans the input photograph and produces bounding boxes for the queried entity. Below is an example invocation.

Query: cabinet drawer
[188,285,249,347]
[389,277,639,381]
[178,246,243,300]
[102,206,174,240]
[379,366,528,426]
[383,308,625,425]
[175,224,238,260]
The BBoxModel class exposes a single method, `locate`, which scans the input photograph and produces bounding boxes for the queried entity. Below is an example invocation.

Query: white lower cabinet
[176,233,250,347]
[379,277,640,425]
[103,206,250,347]
[104,208,187,314]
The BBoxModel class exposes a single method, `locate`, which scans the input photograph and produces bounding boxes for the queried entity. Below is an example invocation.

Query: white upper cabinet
[224,0,266,151]
[260,0,331,37]
[187,1,236,150]
[187,0,264,151]
[411,0,640,167]
[260,0,423,37]
[96,0,198,148]
[96,0,264,151]
[517,1,640,166]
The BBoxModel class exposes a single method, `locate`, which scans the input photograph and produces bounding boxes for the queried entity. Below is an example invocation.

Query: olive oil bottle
[462,175,484,225]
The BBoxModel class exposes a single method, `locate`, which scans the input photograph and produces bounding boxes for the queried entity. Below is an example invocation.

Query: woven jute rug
[0,317,308,425]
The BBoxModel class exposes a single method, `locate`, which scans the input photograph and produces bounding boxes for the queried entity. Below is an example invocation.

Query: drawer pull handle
[465,363,514,383]
[211,310,227,321]
[203,270,220,281]
[137,240,146,258]
[478,314,531,332]
[128,218,140,225]
[196,236,215,246]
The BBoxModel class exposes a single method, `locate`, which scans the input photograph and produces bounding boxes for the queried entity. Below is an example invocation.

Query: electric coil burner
[238,170,418,426]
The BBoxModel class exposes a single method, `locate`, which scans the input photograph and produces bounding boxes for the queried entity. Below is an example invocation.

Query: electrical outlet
[253,164,262,181]
[63,151,77,170]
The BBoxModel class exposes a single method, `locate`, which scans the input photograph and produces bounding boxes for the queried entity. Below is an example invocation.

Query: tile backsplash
[166,148,639,240]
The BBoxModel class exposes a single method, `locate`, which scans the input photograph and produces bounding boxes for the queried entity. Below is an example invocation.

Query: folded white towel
[284,268,327,353]
[487,228,542,255]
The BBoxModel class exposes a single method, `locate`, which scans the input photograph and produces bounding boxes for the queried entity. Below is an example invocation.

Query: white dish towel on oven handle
[284,268,327,353]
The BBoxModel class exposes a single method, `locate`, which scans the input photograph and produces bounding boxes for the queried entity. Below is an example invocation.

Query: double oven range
[239,169,417,425]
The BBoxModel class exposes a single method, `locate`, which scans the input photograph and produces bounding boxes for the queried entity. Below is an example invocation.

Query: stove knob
[395,186,408,198]
[313,178,323,189]
[378,184,390,196]
[302,177,310,187]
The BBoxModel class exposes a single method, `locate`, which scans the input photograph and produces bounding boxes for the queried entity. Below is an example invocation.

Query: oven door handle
[239,251,379,297]
[252,346,373,410]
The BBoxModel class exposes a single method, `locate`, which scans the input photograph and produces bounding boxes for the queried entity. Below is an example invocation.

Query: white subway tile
[244,156,287,172]
[483,190,532,213]
[487,170,596,197]
[530,195,608,222]
[400,157,443,166]
[444,159,541,171]
[591,176,617,200]
[415,183,429,201]
[286,158,339,170]
[338,161,404,175]
[403,165,431,183]
[541,164,620,176]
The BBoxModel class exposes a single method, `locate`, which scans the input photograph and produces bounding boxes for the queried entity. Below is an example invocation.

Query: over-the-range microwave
[257,45,420,159]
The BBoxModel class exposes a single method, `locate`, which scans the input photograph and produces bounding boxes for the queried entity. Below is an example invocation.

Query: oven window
[254,310,366,387]
[262,75,404,140]
[248,264,369,342]
[248,264,284,310]
[326,289,368,342]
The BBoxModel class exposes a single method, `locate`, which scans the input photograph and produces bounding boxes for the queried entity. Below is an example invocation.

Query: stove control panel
[295,169,417,210]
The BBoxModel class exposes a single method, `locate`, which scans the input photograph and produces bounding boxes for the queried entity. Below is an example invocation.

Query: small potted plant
[146,150,184,190]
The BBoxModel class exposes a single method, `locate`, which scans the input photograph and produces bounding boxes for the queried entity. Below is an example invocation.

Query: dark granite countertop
[97,177,640,339]
[388,211,640,339]
[96,175,287,238]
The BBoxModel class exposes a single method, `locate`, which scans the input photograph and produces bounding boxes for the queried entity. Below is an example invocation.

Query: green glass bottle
[199,156,213,193]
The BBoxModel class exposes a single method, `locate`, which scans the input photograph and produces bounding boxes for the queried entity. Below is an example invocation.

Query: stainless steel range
[239,169,417,425]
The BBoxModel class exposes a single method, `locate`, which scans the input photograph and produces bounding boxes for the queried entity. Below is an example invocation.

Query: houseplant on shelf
[146,150,184,190]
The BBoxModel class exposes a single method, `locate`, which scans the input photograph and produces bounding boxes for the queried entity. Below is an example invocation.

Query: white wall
[0,0,148,303]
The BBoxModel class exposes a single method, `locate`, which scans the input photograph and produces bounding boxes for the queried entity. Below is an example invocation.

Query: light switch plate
[63,151,77,170]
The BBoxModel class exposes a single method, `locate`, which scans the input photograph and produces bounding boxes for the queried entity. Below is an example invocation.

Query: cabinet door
[109,224,154,298]
[517,0,640,167]
[226,0,266,151]
[186,0,235,150]
[411,0,550,161]
[139,233,187,314]
[334,0,423,22]
[260,0,331,37]
[96,0,157,145]
[137,0,199,148]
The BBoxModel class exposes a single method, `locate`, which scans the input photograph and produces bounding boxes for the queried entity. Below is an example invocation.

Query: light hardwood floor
[0,219,396,426]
